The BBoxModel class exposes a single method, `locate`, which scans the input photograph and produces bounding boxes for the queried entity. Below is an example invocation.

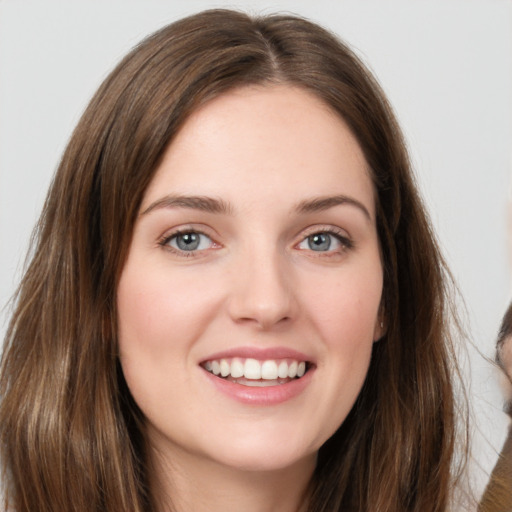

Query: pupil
[309,233,331,251]
[177,233,200,251]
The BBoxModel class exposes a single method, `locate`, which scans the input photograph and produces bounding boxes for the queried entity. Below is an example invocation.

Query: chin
[204,435,318,473]
[216,452,316,474]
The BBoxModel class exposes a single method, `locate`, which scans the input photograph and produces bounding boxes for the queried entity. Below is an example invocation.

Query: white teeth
[240,379,282,387]
[230,358,244,378]
[278,361,289,379]
[203,357,309,381]
[220,359,230,377]
[244,358,261,380]
[288,361,298,378]
[261,360,278,380]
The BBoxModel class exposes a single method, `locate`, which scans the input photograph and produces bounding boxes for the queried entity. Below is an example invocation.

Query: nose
[227,249,297,330]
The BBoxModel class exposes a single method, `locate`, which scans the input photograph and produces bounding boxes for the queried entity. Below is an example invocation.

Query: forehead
[142,85,375,216]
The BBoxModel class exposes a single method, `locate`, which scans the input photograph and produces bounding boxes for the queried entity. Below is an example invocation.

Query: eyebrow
[294,195,372,222]
[141,195,233,216]
[141,193,372,221]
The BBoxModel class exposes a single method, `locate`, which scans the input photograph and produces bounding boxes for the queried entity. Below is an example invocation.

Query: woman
[0,9,468,511]
[478,303,512,511]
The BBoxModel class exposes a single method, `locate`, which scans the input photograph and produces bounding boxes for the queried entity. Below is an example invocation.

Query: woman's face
[117,85,384,474]
[498,306,512,410]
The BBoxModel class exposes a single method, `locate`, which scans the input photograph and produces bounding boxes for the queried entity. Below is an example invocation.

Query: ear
[373,309,387,342]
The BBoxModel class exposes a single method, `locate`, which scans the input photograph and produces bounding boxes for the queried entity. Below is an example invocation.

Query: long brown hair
[0,9,467,511]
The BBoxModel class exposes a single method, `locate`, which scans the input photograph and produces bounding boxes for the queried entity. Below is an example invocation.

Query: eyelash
[157,227,354,258]
[297,227,354,255]
[158,229,216,257]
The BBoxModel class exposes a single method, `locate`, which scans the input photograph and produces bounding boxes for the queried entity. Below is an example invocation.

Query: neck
[149,443,316,512]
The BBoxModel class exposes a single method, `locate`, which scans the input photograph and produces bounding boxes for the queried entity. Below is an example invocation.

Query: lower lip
[202,367,314,406]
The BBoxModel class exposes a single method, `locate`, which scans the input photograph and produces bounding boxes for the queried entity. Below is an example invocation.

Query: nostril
[226,263,296,329]
[235,314,292,330]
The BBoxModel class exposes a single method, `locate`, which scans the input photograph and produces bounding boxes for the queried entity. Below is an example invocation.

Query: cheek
[302,264,383,346]
[299,264,382,425]
[116,261,224,420]
[501,336,512,377]
[117,263,221,358]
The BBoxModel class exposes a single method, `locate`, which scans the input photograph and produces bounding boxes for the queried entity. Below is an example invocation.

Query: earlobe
[373,316,387,342]
[373,297,388,342]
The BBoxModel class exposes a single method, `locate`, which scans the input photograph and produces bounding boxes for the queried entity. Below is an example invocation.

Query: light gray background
[1,0,511,497]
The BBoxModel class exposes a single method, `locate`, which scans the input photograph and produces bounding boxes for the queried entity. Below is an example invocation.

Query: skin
[495,305,512,413]
[117,85,384,512]
[499,337,512,394]
[478,310,512,511]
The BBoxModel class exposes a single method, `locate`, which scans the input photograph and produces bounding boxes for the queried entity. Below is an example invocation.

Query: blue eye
[297,231,350,253]
[166,232,213,252]
[306,233,332,251]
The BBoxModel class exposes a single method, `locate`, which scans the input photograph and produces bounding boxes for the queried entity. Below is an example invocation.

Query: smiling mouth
[201,358,311,387]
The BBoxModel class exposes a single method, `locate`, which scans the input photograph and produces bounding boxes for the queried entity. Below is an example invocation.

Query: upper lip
[200,346,314,364]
